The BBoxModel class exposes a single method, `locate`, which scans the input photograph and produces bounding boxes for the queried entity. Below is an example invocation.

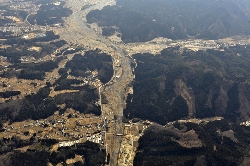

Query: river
[70,1,134,165]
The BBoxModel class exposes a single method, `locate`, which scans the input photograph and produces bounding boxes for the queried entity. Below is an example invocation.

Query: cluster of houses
[240,121,250,126]
[0,25,49,36]
[1,113,107,142]
[86,132,104,144]
[58,140,81,147]
[164,117,224,127]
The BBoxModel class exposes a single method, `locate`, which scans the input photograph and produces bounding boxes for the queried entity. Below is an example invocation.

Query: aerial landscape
[1,0,250,165]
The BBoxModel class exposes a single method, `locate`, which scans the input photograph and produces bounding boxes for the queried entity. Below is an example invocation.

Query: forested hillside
[125,45,250,125]
[135,121,250,165]
[87,0,250,42]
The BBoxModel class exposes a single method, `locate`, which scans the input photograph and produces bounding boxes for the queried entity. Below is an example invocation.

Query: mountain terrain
[124,45,250,165]
[87,0,250,42]
[2,0,250,165]
[125,45,250,125]
[134,120,250,166]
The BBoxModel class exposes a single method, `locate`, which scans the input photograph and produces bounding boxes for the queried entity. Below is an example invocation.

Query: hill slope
[87,0,250,42]
[124,45,250,125]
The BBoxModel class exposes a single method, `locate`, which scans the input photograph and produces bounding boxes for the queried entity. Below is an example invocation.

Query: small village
[0,107,149,155]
